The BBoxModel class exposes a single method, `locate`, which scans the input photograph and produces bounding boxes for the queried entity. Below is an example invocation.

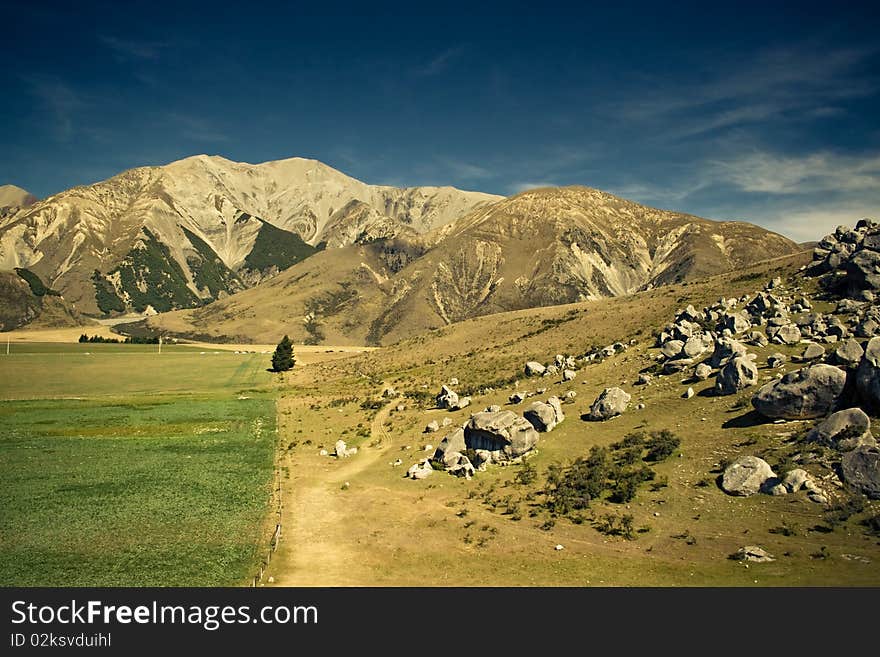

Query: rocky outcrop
[751,364,847,419]
[464,411,540,462]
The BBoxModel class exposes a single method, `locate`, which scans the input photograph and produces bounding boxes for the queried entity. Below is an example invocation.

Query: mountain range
[0,155,803,342]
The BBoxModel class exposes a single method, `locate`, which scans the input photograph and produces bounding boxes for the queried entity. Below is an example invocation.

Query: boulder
[731,546,776,563]
[721,311,751,334]
[709,338,747,367]
[683,387,695,399]
[844,248,880,291]
[436,385,459,409]
[452,396,472,411]
[588,387,631,421]
[782,469,811,493]
[524,361,546,376]
[442,417,453,427]
[804,408,876,451]
[746,331,769,348]
[751,364,847,419]
[694,363,713,380]
[835,339,865,368]
[770,324,802,345]
[715,354,759,395]
[721,456,777,496]
[562,369,577,382]
[637,373,653,385]
[335,440,357,458]
[801,343,825,361]
[856,337,880,410]
[407,460,433,480]
[840,446,880,499]
[464,411,540,461]
[524,401,559,432]
[431,428,467,467]
[486,404,501,412]
[660,340,685,358]
[447,453,476,479]
[509,392,526,404]
[425,420,440,433]
[767,353,786,369]
[683,336,708,358]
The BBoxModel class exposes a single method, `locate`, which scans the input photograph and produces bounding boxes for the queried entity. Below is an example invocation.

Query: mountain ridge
[0,155,500,315]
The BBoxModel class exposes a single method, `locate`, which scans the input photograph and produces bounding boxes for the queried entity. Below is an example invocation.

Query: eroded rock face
[856,337,880,410]
[431,428,467,467]
[751,364,847,419]
[588,387,631,420]
[721,456,777,496]
[841,446,880,499]
[805,408,876,451]
[464,411,539,461]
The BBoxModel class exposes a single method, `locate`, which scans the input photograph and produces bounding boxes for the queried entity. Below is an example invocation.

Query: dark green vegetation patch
[242,219,321,275]
[112,228,200,313]
[91,270,126,314]
[180,226,243,300]
[14,267,60,296]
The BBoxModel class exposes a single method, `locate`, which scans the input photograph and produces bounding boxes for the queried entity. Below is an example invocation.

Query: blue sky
[1,0,878,241]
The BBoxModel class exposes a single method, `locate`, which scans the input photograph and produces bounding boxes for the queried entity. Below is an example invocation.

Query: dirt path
[267,390,397,586]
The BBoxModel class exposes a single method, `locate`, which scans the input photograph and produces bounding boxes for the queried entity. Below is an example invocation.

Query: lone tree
[271,335,295,372]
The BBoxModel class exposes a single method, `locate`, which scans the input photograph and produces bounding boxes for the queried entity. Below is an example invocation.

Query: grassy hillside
[265,249,880,586]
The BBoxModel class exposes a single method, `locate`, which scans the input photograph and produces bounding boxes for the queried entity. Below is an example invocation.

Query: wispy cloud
[100,35,168,61]
[25,77,86,140]
[710,151,880,194]
[612,43,878,140]
[165,113,229,143]
[415,46,466,77]
[441,158,493,180]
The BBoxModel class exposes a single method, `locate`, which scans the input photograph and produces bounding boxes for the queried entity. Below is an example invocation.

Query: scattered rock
[683,387,695,399]
[562,369,577,382]
[767,353,786,368]
[588,387,631,421]
[801,343,825,361]
[751,364,847,419]
[721,456,777,496]
[436,385,459,409]
[509,392,527,404]
[425,420,440,433]
[524,361,546,376]
[637,373,653,385]
[694,363,713,380]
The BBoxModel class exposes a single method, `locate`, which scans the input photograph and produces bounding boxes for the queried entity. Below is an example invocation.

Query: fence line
[251,459,283,587]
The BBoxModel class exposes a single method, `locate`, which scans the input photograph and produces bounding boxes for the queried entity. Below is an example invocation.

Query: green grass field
[0,344,277,586]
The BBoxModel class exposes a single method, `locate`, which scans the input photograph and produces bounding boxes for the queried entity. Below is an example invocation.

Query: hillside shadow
[721,410,771,429]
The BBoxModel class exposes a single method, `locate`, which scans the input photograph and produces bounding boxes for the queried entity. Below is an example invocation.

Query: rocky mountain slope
[0,155,499,315]
[0,268,82,331]
[0,185,37,214]
[142,186,802,345]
